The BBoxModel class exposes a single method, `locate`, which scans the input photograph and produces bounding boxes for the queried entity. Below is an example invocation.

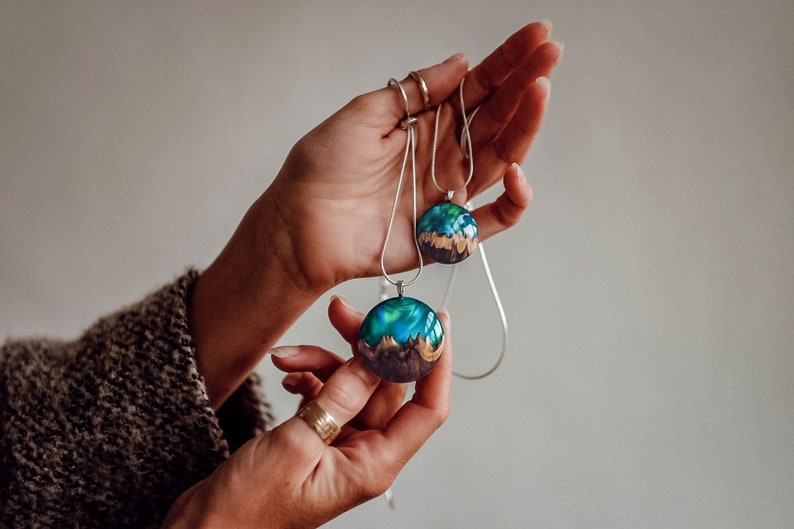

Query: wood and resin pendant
[416,201,479,264]
[358,296,445,383]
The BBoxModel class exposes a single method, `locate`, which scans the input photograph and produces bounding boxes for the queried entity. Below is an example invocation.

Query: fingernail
[281,373,301,391]
[330,295,357,313]
[551,40,565,57]
[437,310,451,330]
[513,162,526,182]
[535,76,551,94]
[444,52,464,63]
[269,346,301,358]
[539,19,553,33]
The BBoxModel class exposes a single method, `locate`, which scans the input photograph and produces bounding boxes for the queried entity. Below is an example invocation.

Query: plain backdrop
[2,1,792,528]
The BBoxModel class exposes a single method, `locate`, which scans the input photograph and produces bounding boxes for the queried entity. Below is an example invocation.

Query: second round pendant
[416,202,479,264]
[358,296,445,383]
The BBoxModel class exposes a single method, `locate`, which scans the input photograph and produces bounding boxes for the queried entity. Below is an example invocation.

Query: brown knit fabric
[0,271,270,528]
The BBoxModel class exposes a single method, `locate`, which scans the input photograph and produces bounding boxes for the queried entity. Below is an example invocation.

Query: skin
[163,299,453,529]
[166,20,562,528]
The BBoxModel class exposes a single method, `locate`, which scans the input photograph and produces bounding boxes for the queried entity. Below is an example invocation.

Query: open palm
[188,21,563,409]
[259,21,562,293]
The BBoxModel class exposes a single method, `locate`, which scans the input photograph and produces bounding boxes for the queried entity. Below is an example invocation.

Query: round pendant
[358,296,445,383]
[416,202,479,264]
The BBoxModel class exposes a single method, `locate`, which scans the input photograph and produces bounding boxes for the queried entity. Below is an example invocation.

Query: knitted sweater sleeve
[0,270,270,529]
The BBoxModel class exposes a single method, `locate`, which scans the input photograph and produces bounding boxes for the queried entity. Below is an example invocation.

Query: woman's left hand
[189,21,562,407]
[255,21,561,294]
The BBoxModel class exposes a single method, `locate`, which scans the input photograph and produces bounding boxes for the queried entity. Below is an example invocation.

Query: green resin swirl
[359,297,443,346]
[417,202,478,239]
[416,202,479,264]
[358,296,445,383]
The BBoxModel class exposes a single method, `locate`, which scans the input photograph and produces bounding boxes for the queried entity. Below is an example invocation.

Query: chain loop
[380,78,424,291]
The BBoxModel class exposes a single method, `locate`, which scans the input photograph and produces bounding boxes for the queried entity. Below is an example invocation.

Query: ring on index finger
[387,78,418,129]
[387,78,411,117]
[408,70,431,111]
[297,400,341,445]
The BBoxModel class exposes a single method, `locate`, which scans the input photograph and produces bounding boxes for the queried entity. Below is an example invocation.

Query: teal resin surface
[358,296,445,383]
[416,202,479,264]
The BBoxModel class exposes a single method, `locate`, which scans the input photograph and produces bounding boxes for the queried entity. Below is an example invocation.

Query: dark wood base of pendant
[358,337,443,383]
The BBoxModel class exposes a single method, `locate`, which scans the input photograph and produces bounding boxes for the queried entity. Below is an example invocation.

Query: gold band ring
[408,70,431,111]
[297,400,341,445]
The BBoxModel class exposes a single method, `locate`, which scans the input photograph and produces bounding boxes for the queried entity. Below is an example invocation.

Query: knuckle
[346,93,378,116]
[431,404,450,428]
[322,381,362,419]
[357,468,394,501]
[493,139,512,166]
[491,201,512,229]
[362,479,391,500]
[266,421,315,457]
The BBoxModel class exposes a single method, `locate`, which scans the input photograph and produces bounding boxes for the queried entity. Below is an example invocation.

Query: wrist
[189,192,323,408]
[160,484,214,529]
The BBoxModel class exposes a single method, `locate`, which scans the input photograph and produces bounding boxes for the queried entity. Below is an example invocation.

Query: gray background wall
[2,1,792,527]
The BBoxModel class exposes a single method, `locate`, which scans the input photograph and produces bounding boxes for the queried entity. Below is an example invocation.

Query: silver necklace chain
[430,79,475,198]
[380,79,423,291]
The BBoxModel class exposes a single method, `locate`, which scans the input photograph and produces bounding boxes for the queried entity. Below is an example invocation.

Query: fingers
[378,311,453,466]
[281,372,324,407]
[266,308,452,495]
[262,354,381,482]
[271,345,345,383]
[397,54,469,117]
[467,76,551,196]
[271,298,384,453]
[302,356,382,446]
[274,298,407,433]
[444,28,561,199]
[458,20,553,113]
[472,162,533,241]
[366,53,469,129]
[465,41,561,156]
[328,296,407,430]
[272,295,366,378]
[272,345,346,409]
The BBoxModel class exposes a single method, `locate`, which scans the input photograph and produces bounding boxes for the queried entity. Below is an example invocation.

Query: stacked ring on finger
[297,400,341,445]
[408,70,431,111]
[387,78,417,129]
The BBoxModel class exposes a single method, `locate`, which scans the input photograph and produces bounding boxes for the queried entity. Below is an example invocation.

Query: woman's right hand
[163,297,453,529]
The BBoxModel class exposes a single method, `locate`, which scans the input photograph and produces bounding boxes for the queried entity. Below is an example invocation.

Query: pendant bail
[396,279,405,297]
[400,115,418,129]
[446,189,455,202]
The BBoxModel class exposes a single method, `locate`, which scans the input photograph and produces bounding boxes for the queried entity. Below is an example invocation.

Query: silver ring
[409,70,431,111]
[297,400,341,445]
[387,77,411,118]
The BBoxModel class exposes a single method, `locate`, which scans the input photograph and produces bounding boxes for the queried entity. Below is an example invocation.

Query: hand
[163,298,453,529]
[189,21,562,407]
[259,20,562,292]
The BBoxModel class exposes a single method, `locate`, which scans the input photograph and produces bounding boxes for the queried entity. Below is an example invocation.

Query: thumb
[278,355,381,464]
[313,356,381,428]
[471,162,533,241]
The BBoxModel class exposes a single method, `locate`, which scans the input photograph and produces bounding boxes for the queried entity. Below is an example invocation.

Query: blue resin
[358,296,445,383]
[417,202,478,238]
[416,202,479,264]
